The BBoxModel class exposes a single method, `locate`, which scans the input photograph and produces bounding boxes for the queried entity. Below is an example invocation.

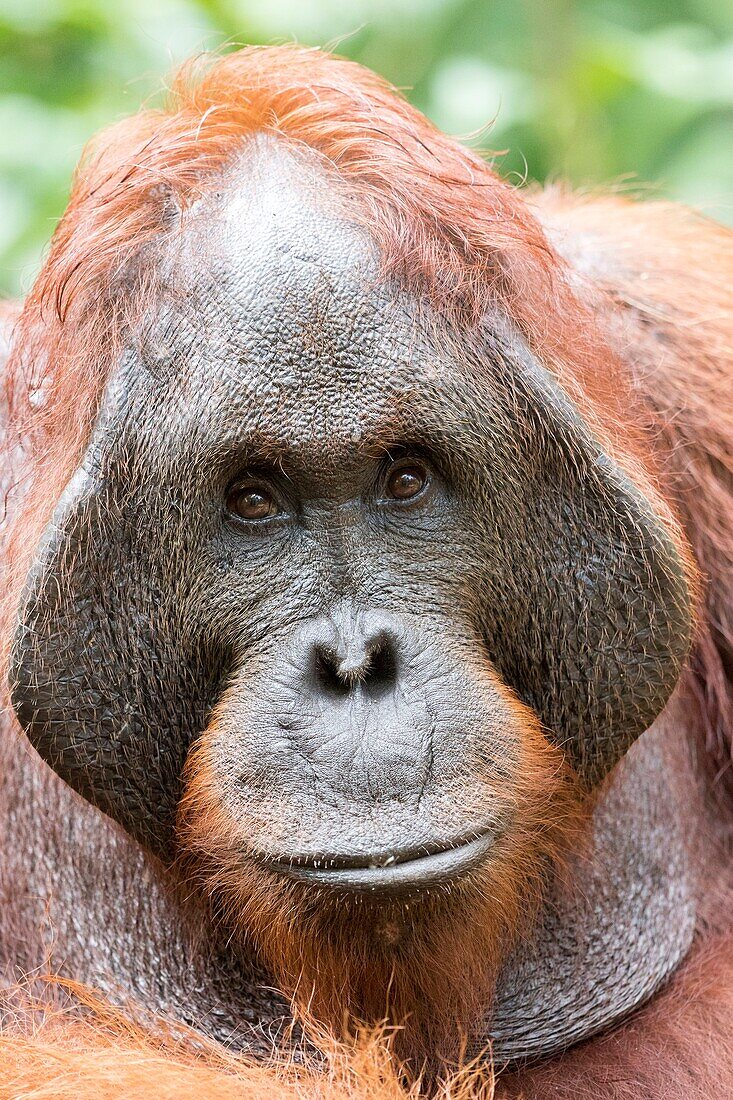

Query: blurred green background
[0,0,731,297]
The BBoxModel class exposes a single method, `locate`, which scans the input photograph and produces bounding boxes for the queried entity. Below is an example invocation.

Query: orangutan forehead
[169,138,398,328]
[137,139,452,448]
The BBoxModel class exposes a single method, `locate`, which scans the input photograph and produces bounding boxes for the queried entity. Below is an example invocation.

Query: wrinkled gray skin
[3,141,703,1061]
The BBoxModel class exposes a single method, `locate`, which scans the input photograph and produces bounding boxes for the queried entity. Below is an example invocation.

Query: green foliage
[0,0,731,296]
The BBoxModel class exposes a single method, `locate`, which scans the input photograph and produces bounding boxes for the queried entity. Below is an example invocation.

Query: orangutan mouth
[267,829,498,894]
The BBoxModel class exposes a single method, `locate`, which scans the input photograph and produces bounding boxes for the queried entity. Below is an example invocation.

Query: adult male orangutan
[1,45,732,1100]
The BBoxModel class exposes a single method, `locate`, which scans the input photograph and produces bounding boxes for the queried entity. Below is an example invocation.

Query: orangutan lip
[267,830,497,893]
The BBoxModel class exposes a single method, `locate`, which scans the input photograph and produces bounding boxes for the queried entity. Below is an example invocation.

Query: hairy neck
[174,687,706,1070]
[1,685,711,1069]
[488,686,708,1063]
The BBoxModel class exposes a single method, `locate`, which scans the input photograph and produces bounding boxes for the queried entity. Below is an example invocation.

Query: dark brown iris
[228,485,279,521]
[386,462,428,501]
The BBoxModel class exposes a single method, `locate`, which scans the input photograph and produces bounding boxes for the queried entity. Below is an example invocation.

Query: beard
[177,735,580,1074]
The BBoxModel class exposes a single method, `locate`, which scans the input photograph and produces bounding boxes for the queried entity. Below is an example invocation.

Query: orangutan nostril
[312,630,398,695]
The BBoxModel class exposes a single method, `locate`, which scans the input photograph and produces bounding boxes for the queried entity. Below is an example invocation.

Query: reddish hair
[177,677,580,1071]
[5,930,733,1099]
[0,977,496,1099]
[0,44,690,670]
[6,45,642,444]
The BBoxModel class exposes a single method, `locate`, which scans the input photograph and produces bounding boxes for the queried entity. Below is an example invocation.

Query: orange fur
[0,979,497,1100]
[0,46,684,672]
[178,682,580,1071]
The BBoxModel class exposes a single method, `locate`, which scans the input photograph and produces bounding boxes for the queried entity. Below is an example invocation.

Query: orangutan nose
[311,623,399,697]
[275,612,423,797]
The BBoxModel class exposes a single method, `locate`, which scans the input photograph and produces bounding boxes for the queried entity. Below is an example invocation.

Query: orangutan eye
[384,460,430,503]
[226,483,281,522]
